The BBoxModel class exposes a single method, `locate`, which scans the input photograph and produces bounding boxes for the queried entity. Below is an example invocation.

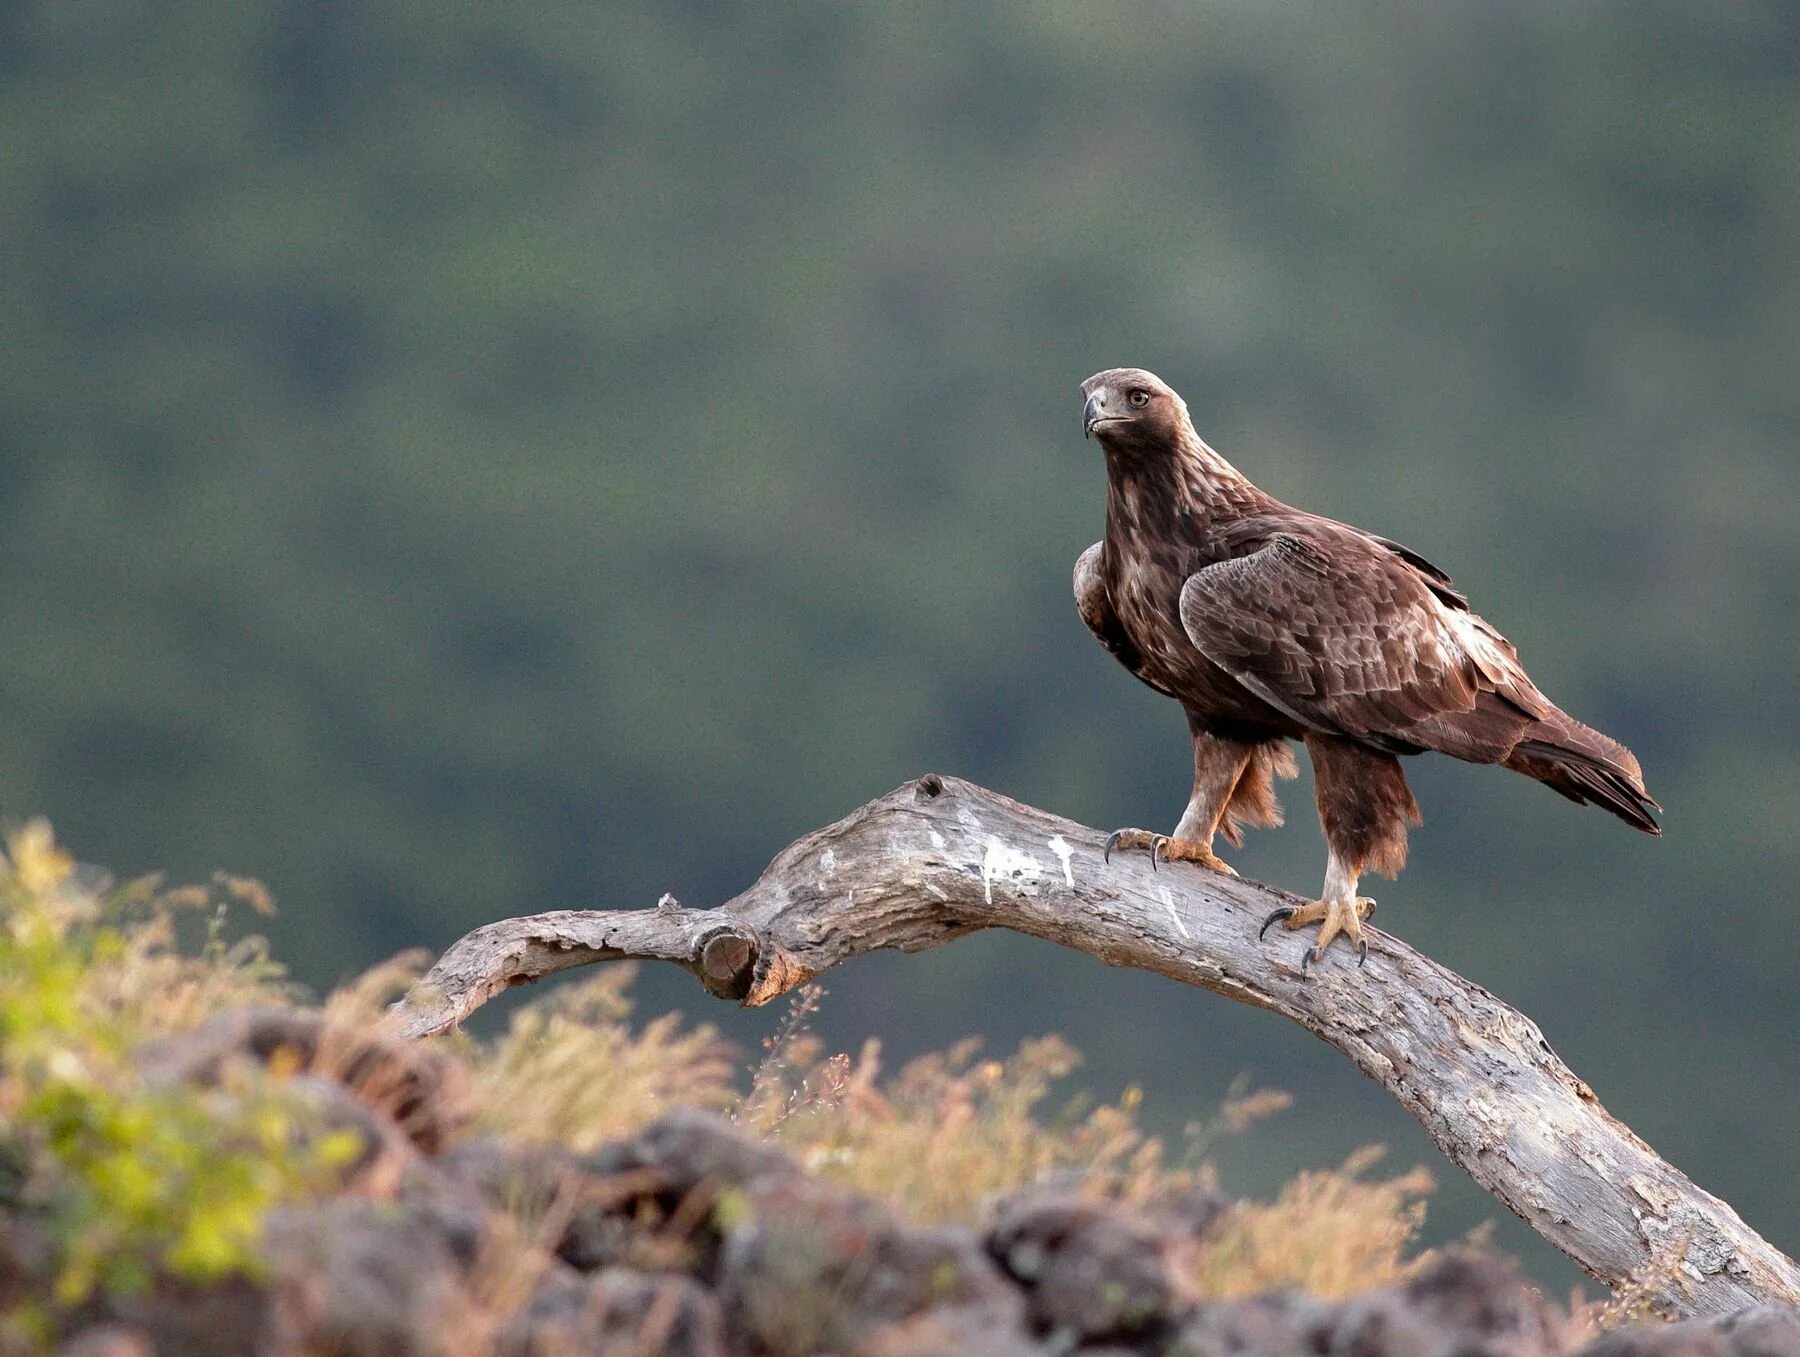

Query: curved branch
[391,774,1798,1317]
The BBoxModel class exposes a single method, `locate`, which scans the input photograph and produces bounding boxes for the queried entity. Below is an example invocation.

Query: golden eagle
[1075,368,1658,967]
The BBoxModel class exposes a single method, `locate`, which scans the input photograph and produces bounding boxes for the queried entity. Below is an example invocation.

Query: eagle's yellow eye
[1128,389,1151,408]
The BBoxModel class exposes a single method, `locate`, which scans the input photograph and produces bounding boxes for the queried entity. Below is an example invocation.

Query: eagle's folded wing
[1176,528,1544,757]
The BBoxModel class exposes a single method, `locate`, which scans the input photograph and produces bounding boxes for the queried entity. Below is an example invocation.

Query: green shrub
[0,821,359,1317]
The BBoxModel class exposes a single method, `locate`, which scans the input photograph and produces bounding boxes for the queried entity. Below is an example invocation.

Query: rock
[138,1007,467,1154]
[438,1138,581,1211]
[1337,1254,1564,1357]
[0,1214,52,1316]
[72,1276,290,1357]
[1581,1306,1800,1357]
[492,1265,588,1357]
[1695,1307,1800,1357]
[442,1117,794,1280]
[718,1175,1020,1357]
[439,1137,655,1274]
[1158,1187,1234,1243]
[576,1111,803,1278]
[1169,1288,1340,1357]
[1405,1254,1564,1349]
[582,1110,799,1197]
[395,1160,499,1274]
[987,1192,1183,1343]
[1170,1255,1563,1357]
[850,1303,1050,1357]
[438,1138,582,1219]
[55,1326,156,1357]
[498,1267,728,1357]
[262,1199,472,1357]
[284,1073,419,1194]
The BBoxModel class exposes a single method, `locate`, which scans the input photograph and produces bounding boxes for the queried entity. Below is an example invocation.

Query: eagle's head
[1080,368,1188,447]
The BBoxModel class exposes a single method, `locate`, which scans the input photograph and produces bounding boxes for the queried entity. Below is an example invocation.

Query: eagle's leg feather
[1261,736,1417,970]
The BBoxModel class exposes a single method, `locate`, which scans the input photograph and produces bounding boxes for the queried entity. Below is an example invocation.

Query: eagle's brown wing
[1364,534,1467,608]
[1176,523,1548,761]
[1074,541,1177,698]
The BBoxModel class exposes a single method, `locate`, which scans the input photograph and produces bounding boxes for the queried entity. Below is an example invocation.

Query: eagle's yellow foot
[1258,897,1377,969]
[1102,828,1237,875]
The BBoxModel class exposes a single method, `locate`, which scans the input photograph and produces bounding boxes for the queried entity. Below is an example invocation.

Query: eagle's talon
[1106,828,1237,877]
[1257,895,1374,971]
[1258,905,1296,940]
[1103,828,1156,865]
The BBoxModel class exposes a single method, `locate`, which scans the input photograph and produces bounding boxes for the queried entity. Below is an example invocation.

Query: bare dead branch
[391,774,1798,1317]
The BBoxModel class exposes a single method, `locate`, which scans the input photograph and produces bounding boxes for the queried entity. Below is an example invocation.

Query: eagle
[1074,367,1658,967]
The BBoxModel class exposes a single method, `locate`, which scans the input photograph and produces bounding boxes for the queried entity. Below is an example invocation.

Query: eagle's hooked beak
[1083,391,1106,439]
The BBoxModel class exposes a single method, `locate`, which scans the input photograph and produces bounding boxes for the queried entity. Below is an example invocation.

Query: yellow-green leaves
[0,822,338,1306]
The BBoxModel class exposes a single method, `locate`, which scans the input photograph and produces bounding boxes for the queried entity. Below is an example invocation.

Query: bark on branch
[391,774,1798,1318]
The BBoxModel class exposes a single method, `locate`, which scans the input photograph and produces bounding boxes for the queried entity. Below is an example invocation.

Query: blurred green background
[2,1,1795,1287]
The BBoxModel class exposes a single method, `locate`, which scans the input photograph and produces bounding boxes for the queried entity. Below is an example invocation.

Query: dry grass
[739,1026,1166,1222]
[1565,1238,1690,1338]
[1195,1147,1435,1299]
[464,966,739,1151]
[721,990,1436,1299]
[79,872,299,1040]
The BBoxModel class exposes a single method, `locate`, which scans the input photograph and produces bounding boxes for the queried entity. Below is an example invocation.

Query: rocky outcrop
[23,1008,1796,1356]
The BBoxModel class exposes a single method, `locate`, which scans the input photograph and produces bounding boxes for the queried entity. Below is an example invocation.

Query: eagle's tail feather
[1504,713,1660,835]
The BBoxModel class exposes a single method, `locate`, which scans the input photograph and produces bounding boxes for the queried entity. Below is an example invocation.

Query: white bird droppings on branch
[980,836,1042,905]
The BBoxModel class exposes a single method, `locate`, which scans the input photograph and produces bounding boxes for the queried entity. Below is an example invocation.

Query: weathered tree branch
[392,775,1797,1317]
